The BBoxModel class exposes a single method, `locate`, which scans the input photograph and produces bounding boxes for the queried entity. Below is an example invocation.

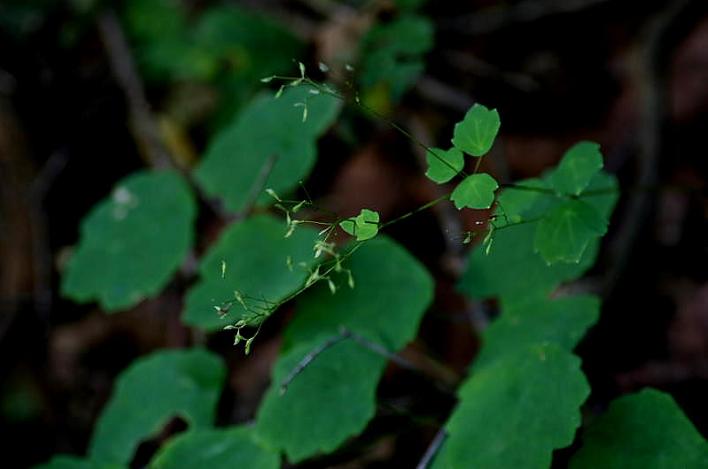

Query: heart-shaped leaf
[450,173,499,210]
[451,104,501,157]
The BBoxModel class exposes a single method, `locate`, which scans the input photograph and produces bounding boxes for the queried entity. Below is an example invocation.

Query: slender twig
[28,150,69,321]
[416,428,448,469]
[97,10,172,169]
[415,75,475,113]
[441,51,539,92]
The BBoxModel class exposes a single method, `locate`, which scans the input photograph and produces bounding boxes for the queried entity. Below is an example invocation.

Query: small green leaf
[149,427,279,469]
[534,199,608,264]
[61,170,196,311]
[425,147,464,183]
[339,209,380,241]
[548,141,604,196]
[89,349,226,465]
[474,295,600,370]
[434,345,589,469]
[450,173,499,210]
[571,389,708,469]
[183,215,320,330]
[451,104,501,157]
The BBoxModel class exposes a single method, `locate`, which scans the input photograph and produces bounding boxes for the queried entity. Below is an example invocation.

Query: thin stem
[269,75,467,178]
[379,194,451,229]
[341,326,417,371]
[472,156,483,174]
[279,331,350,394]
[416,428,448,469]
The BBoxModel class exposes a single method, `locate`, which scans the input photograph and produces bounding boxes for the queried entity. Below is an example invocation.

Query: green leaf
[255,237,433,462]
[548,141,603,196]
[459,220,599,303]
[359,14,434,101]
[34,456,123,469]
[451,104,501,157]
[150,427,279,469]
[255,339,386,463]
[124,1,302,91]
[474,295,600,370]
[124,0,187,44]
[183,215,320,330]
[193,5,304,124]
[494,177,552,225]
[571,389,708,469]
[194,86,340,212]
[339,209,380,241]
[425,148,464,183]
[459,172,619,303]
[284,237,434,351]
[534,199,608,265]
[89,349,226,465]
[450,173,499,210]
[61,170,196,311]
[434,345,589,469]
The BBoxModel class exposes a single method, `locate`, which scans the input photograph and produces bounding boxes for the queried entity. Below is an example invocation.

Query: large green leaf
[183,215,320,330]
[255,237,434,462]
[284,237,434,350]
[451,104,501,157]
[255,339,386,463]
[450,173,499,210]
[89,349,226,465]
[493,177,555,225]
[34,457,123,469]
[548,141,603,196]
[124,0,215,82]
[193,6,301,75]
[571,389,708,469]
[61,170,196,311]
[192,5,304,124]
[150,427,279,469]
[458,221,599,303]
[434,344,589,469]
[534,199,607,265]
[474,295,600,370]
[194,86,340,212]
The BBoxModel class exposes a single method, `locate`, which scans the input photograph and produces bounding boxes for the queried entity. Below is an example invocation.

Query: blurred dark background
[1,0,707,467]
